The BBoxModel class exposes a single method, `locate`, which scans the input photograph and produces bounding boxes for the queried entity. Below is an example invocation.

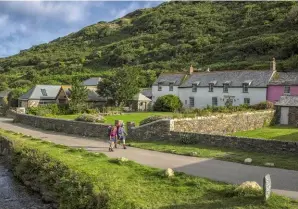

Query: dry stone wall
[13,113,110,138]
[172,110,275,135]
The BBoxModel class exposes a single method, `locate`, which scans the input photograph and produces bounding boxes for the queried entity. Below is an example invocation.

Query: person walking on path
[109,126,117,152]
[117,123,127,149]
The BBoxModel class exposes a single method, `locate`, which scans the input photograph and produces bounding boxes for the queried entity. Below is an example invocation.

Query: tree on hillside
[0,82,8,92]
[69,79,88,113]
[97,67,140,106]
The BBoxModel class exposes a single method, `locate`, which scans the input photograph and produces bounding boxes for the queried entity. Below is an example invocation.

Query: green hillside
[1,1,298,90]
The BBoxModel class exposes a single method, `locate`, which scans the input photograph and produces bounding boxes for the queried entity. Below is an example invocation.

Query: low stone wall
[172,110,275,135]
[13,113,110,138]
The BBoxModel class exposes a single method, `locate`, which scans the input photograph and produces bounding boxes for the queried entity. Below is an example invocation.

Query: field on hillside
[1,129,298,209]
[232,126,298,142]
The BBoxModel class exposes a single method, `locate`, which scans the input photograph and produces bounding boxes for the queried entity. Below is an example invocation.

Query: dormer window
[243,83,249,93]
[192,84,197,92]
[209,83,214,92]
[158,83,162,91]
[223,84,229,93]
[169,83,174,91]
[284,86,290,94]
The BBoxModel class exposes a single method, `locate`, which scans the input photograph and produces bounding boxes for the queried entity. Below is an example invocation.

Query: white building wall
[152,85,179,103]
[179,87,267,108]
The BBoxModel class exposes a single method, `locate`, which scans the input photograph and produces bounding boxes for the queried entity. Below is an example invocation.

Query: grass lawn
[51,112,173,126]
[232,126,298,142]
[128,140,298,171]
[1,129,297,209]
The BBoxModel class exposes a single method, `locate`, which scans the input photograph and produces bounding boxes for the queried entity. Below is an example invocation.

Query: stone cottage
[128,93,152,111]
[18,85,67,108]
[275,96,298,125]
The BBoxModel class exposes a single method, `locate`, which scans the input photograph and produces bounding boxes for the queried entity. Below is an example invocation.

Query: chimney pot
[271,58,276,72]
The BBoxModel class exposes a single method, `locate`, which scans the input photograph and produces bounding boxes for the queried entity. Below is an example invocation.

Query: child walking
[117,124,127,149]
[109,126,117,152]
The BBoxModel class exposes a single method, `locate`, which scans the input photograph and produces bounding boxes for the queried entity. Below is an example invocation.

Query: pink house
[267,72,298,103]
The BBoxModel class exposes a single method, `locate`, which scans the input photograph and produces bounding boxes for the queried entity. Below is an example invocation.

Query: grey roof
[180,70,273,87]
[82,77,102,86]
[141,88,152,98]
[275,96,298,107]
[132,93,151,101]
[153,73,186,86]
[269,72,298,85]
[0,90,10,98]
[18,85,61,100]
[87,90,107,102]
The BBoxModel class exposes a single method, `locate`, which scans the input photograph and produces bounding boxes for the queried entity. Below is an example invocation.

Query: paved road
[1,118,298,199]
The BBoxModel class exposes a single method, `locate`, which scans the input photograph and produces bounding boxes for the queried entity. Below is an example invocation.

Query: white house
[152,62,276,108]
[179,70,274,108]
[151,72,187,103]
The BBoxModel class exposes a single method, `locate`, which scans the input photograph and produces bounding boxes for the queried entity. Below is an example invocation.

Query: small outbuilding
[128,93,152,111]
[275,96,298,125]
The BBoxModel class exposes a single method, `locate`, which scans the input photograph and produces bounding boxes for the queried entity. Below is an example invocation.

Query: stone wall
[13,113,110,138]
[172,110,275,135]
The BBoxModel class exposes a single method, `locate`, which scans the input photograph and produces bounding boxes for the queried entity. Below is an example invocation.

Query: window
[189,97,194,107]
[41,89,47,96]
[284,86,290,94]
[212,97,218,106]
[158,83,162,91]
[243,83,248,93]
[169,83,174,91]
[185,100,187,105]
[209,83,214,92]
[192,84,197,92]
[244,98,250,105]
[223,84,229,93]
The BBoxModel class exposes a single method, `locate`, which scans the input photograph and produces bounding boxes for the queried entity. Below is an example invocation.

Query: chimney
[206,68,210,72]
[189,65,194,75]
[271,58,276,72]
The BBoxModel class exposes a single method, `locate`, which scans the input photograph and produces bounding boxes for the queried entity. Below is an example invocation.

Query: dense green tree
[97,67,140,106]
[69,80,88,113]
[0,82,8,92]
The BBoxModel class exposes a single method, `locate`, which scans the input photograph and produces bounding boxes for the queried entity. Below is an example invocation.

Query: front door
[280,107,289,125]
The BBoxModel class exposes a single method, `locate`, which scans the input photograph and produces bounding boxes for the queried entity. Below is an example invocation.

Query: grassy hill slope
[1,1,298,89]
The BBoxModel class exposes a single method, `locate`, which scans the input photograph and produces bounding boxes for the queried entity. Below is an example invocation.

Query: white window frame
[212,97,218,106]
[189,97,194,107]
[223,84,229,93]
[244,98,250,105]
[158,83,162,91]
[209,84,214,92]
[169,83,174,91]
[284,86,290,94]
[243,83,249,93]
[192,84,197,92]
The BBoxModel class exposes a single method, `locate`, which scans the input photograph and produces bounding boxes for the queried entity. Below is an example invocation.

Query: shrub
[27,104,60,116]
[153,95,182,112]
[75,114,105,123]
[252,101,274,110]
[139,115,171,126]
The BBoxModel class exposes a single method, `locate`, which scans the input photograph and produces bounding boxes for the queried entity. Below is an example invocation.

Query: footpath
[0,117,298,199]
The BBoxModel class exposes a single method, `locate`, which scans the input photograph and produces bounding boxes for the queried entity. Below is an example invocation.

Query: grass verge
[232,126,298,142]
[128,140,298,171]
[0,129,297,209]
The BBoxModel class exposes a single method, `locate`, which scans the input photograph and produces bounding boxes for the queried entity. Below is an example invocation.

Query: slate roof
[0,90,10,98]
[275,96,298,107]
[180,70,273,87]
[141,88,152,98]
[19,85,62,100]
[132,93,151,101]
[269,72,298,85]
[153,73,186,86]
[82,77,102,86]
[87,90,107,102]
